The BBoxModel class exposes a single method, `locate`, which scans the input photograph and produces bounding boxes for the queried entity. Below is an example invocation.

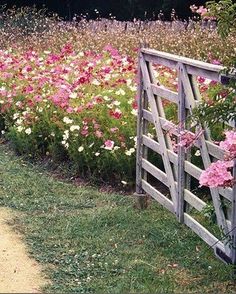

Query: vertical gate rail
[136,47,236,264]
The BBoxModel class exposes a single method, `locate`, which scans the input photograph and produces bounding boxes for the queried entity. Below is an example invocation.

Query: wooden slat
[181,64,196,112]
[142,158,168,185]
[184,190,206,211]
[141,48,224,72]
[184,214,226,253]
[151,84,178,104]
[141,179,174,213]
[143,53,178,70]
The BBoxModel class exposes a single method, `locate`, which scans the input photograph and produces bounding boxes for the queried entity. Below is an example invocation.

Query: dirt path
[0,207,48,293]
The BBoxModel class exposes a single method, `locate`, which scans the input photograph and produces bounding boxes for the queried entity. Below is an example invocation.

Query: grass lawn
[0,143,235,293]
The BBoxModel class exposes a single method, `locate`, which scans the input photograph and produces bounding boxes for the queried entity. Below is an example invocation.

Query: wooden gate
[135,47,236,264]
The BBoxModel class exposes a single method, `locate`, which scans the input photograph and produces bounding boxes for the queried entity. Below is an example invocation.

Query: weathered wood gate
[136,47,236,264]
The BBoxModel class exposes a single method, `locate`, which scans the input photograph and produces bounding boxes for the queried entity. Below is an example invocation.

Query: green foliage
[207,0,236,38]
[0,144,234,293]
[193,0,236,128]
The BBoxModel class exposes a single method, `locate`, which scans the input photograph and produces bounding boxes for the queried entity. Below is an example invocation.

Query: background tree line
[2,0,209,20]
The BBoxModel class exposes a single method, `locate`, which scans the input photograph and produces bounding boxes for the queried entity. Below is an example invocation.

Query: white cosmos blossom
[63,117,73,124]
[70,125,80,132]
[125,148,135,156]
[17,126,24,132]
[78,146,84,152]
[25,128,32,135]
[92,79,100,86]
[115,89,126,96]
[69,92,77,99]
[131,109,137,116]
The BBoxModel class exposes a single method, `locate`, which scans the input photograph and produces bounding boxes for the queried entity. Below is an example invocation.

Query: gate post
[135,44,148,209]
[177,64,186,223]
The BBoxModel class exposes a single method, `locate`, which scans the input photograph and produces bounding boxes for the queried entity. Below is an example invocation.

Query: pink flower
[199,160,234,188]
[95,130,103,138]
[196,6,208,16]
[109,108,122,120]
[104,140,114,150]
[220,131,236,159]
[110,127,118,133]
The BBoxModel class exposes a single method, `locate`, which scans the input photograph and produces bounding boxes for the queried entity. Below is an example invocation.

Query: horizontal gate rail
[136,47,236,264]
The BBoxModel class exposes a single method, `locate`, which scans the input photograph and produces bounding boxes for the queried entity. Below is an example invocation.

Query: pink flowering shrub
[199,131,236,188]
[199,160,234,188]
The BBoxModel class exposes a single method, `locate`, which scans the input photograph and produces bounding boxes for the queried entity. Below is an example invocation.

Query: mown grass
[0,143,235,293]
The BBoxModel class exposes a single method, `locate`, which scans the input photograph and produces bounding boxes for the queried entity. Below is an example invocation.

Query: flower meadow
[0,8,235,187]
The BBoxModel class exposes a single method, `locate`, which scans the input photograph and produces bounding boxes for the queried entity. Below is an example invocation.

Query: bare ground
[0,207,48,293]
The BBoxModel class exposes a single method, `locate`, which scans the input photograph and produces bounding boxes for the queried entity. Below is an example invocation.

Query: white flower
[131,109,137,116]
[104,74,111,81]
[103,96,110,101]
[113,100,120,106]
[121,180,127,185]
[114,146,120,151]
[125,148,135,156]
[95,152,100,156]
[13,113,19,120]
[63,117,73,124]
[69,92,77,99]
[25,128,32,135]
[115,89,126,96]
[78,52,84,57]
[129,85,137,92]
[78,146,84,152]
[63,130,69,140]
[92,79,100,86]
[16,118,23,125]
[89,142,94,148]
[126,79,132,86]
[17,126,24,133]
[195,150,201,156]
[0,100,4,104]
[70,125,80,132]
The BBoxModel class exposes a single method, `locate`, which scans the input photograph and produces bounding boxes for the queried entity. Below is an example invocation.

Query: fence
[135,47,236,264]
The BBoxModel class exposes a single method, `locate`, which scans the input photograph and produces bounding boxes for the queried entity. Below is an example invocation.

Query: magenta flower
[104,140,115,150]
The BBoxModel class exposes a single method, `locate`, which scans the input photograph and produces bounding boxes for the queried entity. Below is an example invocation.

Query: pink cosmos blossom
[109,108,122,119]
[95,130,103,138]
[110,127,119,133]
[104,140,114,150]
